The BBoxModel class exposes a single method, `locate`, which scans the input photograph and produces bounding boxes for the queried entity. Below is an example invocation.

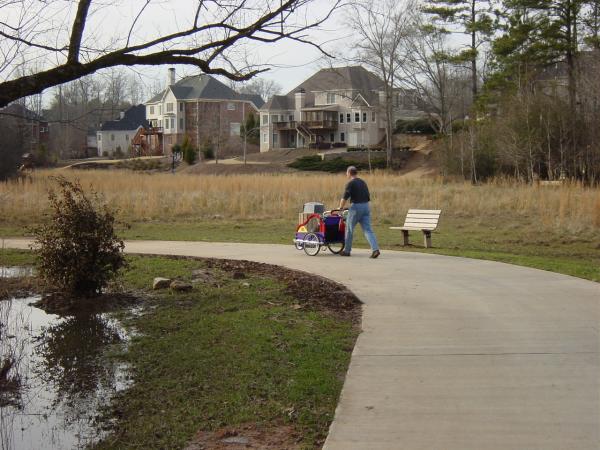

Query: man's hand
[338,198,347,210]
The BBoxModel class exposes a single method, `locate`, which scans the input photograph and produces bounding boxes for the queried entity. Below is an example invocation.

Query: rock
[241,282,250,288]
[153,277,171,290]
[232,271,246,279]
[170,280,193,292]
[221,436,249,445]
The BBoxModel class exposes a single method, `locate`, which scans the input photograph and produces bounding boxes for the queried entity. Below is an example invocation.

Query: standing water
[0,297,131,450]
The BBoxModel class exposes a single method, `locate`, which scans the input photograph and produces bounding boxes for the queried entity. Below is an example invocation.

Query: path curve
[4,239,599,449]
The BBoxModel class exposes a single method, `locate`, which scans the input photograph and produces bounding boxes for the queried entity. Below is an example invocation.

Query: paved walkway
[4,239,599,449]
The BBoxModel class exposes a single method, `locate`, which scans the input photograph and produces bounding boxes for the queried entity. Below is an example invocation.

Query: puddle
[0,297,131,450]
[0,266,35,278]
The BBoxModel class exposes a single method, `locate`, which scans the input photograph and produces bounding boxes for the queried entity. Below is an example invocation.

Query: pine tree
[422,0,496,99]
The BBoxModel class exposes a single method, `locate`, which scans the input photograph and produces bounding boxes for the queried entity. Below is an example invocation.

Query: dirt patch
[185,423,301,450]
[204,258,362,324]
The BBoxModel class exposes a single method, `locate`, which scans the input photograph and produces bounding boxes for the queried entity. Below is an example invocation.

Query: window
[98,134,101,141]
[230,122,241,136]
[166,103,173,112]
[159,105,162,115]
[346,113,351,123]
[179,118,184,129]
[126,134,129,141]
[170,118,174,129]
[263,133,267,143]
[262,114,269,125]
[330,133,334,142]
[111,134,115,141]
[159,120,162,128]
[165,120,169,130]
[363,112,367,122]
[289,114,294,121]
[326,92,336,104]
[227,102,236,111]
[273,133,278,144]
[150,106,155,115]
[339,113,344,123]
[340,132,345,142]
[355,112,360,123]
[372,112,376,122]
[179,103,183,112]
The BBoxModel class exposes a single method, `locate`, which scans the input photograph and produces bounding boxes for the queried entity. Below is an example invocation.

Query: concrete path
[4,239,599,449]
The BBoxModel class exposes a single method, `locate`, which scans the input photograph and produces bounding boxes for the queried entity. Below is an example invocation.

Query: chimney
[295,88,306,110]
[167,67,176,87]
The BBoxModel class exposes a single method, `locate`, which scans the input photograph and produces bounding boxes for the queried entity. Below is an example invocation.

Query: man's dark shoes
[339,251,351,257]
[370,250,381,259]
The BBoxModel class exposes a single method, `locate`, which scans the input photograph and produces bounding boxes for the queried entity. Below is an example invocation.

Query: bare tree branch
[0,0,341,107]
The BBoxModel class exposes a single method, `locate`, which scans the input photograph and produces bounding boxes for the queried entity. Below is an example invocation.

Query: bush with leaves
[181,136,198,165]
[33,178,126,297]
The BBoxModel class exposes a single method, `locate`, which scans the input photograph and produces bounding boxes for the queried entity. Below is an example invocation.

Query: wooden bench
[390,209,441,248]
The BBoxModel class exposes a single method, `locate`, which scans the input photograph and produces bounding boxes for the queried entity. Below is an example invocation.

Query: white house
[259,66,425,152]
[97,105,149,157]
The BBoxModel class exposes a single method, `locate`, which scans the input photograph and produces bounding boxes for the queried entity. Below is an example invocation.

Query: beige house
[259,66,425,152]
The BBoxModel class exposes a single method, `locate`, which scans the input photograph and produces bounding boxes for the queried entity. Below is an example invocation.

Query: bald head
[347,166,358,178]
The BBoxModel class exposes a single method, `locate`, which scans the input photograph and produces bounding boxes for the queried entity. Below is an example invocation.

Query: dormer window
[326,92,336,104]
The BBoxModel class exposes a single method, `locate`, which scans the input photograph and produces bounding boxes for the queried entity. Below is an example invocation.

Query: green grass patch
[288,155,386,172]
[0,250,358,449]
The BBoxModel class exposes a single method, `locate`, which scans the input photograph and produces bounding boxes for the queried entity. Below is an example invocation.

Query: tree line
[348,0,600,183]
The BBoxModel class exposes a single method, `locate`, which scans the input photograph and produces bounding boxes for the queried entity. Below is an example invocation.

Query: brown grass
[1,170,599,232]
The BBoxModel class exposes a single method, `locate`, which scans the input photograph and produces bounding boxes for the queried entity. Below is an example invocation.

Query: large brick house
[0,103,50,152]
[144,69,264,156]
[259,66,425,152]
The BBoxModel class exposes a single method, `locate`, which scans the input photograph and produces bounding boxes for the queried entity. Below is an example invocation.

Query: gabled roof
[261,66,385,111]
[100,105,149,131]
[146,74,264,108]
[0,103,47,122]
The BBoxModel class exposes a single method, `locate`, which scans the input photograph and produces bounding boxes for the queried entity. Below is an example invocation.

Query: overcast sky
[134,1,352,96]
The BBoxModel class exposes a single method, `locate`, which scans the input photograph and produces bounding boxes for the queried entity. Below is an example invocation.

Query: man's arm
[338,198,347,210]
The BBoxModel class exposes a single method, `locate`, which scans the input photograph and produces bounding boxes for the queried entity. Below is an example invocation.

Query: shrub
[201,144,214,160]
[33,177,126,297]
[181,136,197,165]
[288,155,386,172]
[114,146,124,159]
[102,151,109,157]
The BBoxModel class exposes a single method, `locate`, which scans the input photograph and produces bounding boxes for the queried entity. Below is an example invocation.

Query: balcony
[303,120,338,130]
[273,121,297,130]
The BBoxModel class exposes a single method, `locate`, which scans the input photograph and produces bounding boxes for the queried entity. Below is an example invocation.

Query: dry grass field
[2,170,599,229]
[1,169,599,281]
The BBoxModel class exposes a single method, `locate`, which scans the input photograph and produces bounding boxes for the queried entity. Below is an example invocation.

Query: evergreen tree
[422,0,496,99]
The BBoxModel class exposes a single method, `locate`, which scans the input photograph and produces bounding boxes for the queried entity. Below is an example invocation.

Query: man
[338,166,380,258]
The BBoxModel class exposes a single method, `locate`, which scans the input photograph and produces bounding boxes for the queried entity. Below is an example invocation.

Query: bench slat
[390,226,436,231]
[404,218,439,225]
[405,213,440,219]
[407,209,441,214]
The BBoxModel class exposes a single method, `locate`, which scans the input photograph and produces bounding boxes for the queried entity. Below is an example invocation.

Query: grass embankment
[1,170,599,281]
[0,249,359,449]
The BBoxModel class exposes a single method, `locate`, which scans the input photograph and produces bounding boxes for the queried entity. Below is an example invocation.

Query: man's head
[346,166,358,179]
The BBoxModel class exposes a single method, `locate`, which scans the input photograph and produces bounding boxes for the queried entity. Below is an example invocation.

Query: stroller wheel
[327,242,345,254]
[294,241,304,250]
[303,233,321,256]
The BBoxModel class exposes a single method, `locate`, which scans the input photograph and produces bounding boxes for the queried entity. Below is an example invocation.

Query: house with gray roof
[97,104,149,157]
[259,66,425,152]
[145,68,264,155]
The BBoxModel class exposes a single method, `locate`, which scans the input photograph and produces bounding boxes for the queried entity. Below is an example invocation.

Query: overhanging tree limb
[0,0,341,107]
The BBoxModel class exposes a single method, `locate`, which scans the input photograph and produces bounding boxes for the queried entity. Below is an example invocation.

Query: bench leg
[402,230,409,246]
[423,231,432,248]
